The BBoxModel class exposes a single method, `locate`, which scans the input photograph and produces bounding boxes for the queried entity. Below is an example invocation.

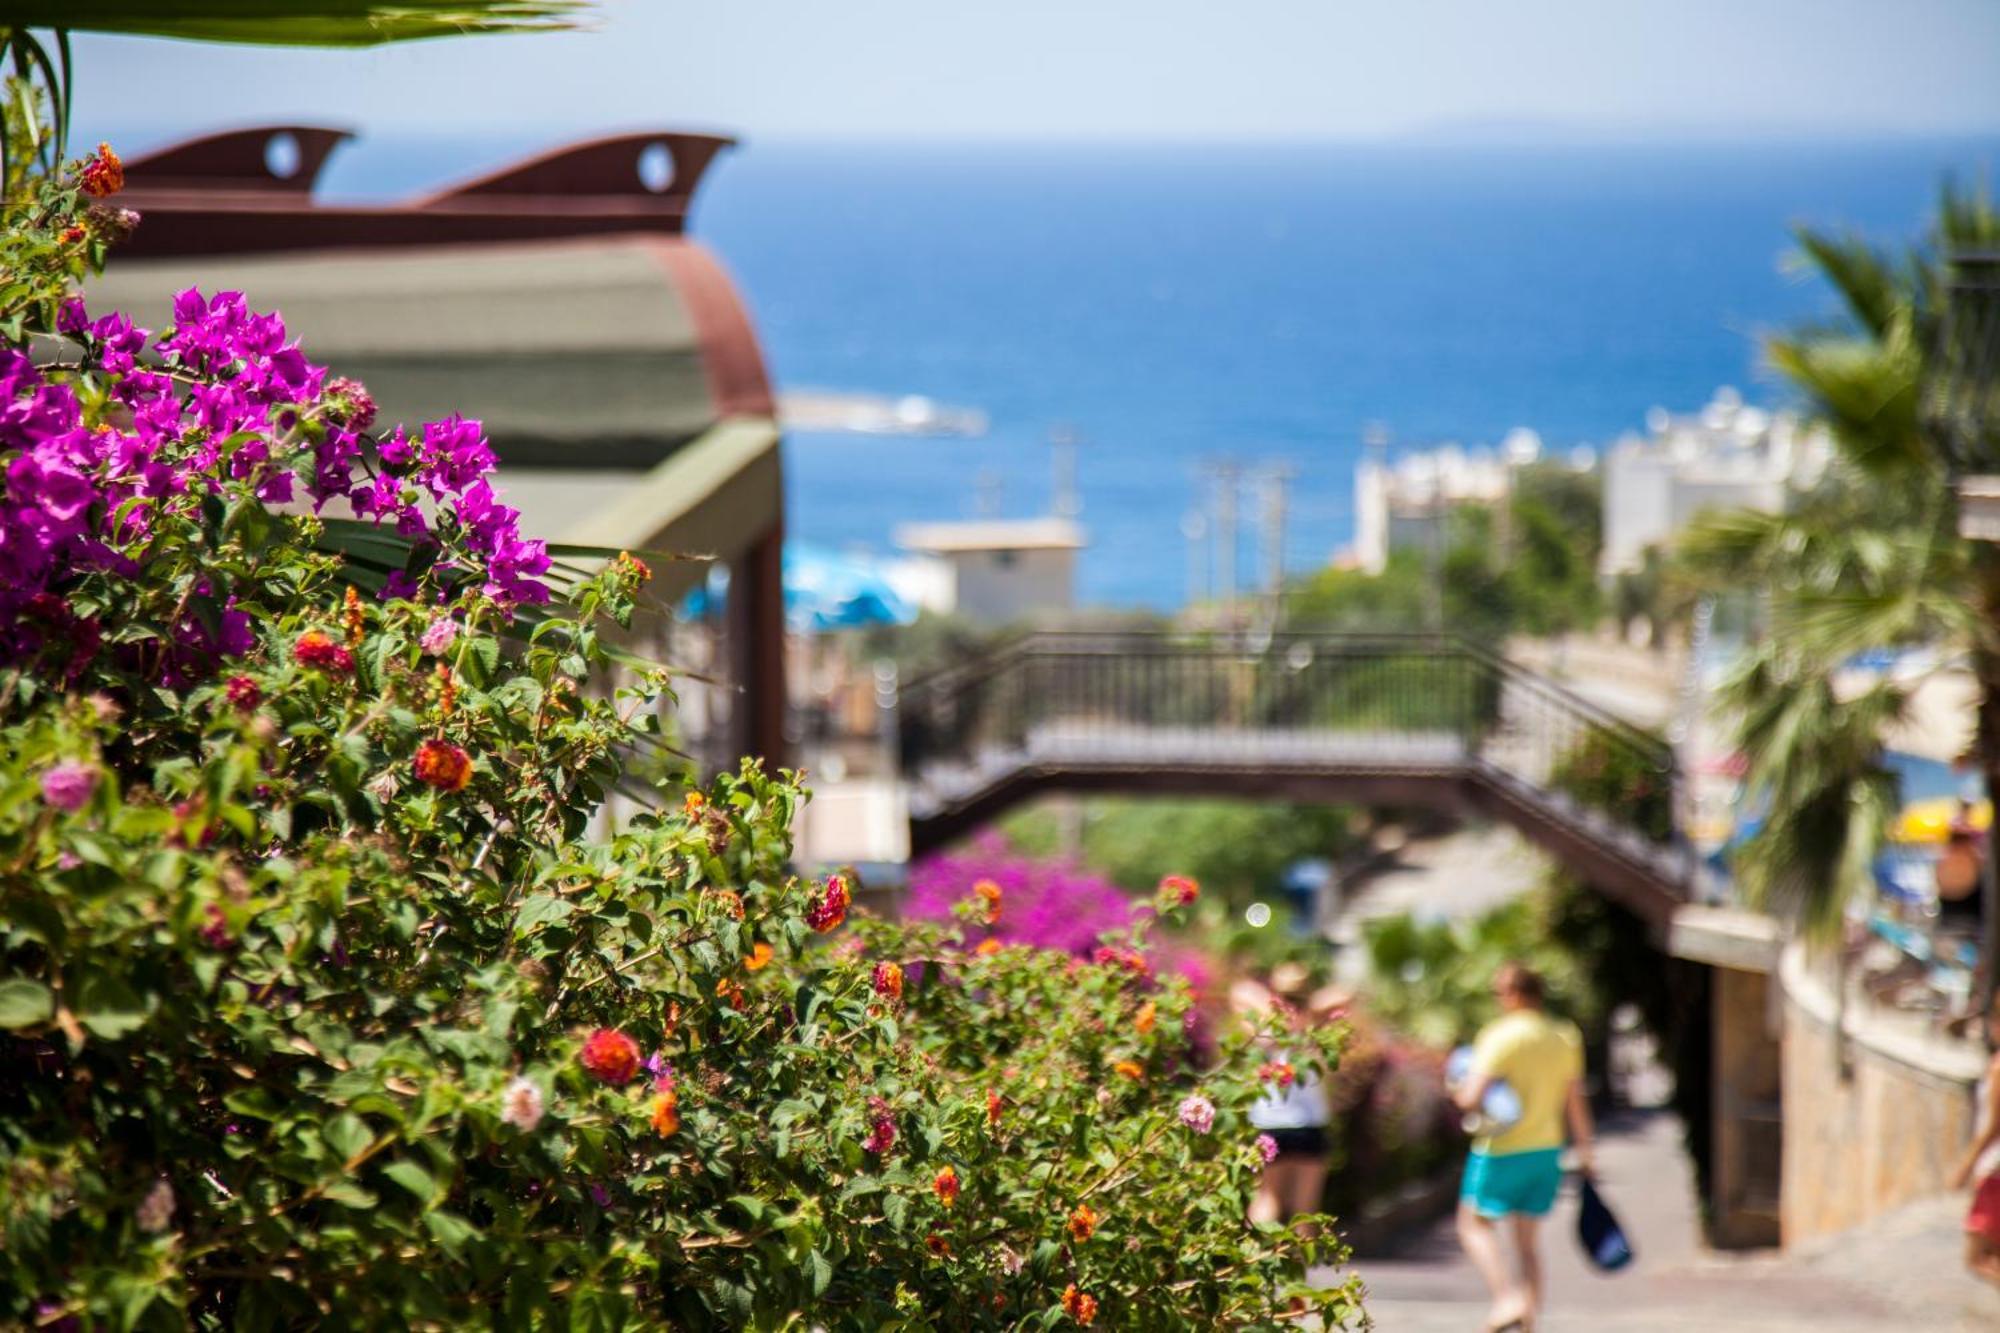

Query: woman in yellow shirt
[1451,962,1596,1333]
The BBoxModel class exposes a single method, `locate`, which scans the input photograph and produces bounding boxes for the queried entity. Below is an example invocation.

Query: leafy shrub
[0,151,1361,1329]
[1547,727,1674,844]
[1317,1015,1462,1223]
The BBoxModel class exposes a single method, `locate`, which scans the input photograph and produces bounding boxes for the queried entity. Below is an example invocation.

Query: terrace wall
[1777,943,1985,1243]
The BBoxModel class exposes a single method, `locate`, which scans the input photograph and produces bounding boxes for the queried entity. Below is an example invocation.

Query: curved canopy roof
[81,128,781,586]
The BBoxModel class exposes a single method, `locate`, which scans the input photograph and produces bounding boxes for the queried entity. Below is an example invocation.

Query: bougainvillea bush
[0,148,1360,1329]
[905,836,1215,990]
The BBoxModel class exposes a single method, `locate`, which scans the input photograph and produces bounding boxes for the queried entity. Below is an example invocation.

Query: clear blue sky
[70,0,2000,149]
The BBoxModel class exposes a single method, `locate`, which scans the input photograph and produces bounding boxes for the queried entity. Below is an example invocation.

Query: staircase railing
[897,631,1678,850]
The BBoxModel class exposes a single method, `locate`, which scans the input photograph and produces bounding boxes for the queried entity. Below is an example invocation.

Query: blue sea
[328,136,2000,606]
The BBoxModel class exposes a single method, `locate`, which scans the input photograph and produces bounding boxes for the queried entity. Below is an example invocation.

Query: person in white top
[1951,988,2000,1289]
[1236,964,1344,1231]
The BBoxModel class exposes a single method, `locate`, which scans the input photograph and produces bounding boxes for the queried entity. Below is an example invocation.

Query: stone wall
[1778,943,1985,1244]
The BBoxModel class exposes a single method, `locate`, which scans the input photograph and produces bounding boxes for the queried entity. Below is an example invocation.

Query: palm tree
[1678,185,2000,968]
[3,3,591,173]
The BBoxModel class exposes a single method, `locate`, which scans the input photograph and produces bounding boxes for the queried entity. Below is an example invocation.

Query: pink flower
[501,1077,545,1131]
[1177,1093,1215,1134]
[223,675,261,711]
[39,760,97,812]
[1256,1133,1279,1165]
[862,1095,897,1154]
[197,904,235,950]
[135,1178,174,1232]
[420,617,459,655]
[805,874,850,933]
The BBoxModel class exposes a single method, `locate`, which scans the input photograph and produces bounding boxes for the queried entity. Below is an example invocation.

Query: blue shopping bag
[1576,1176,1634,1272]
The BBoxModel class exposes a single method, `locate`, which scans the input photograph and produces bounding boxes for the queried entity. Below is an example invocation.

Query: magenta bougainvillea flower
[3,290,552,677]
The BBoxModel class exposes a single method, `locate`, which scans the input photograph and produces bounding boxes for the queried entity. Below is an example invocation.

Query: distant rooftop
[895,517,1086,553]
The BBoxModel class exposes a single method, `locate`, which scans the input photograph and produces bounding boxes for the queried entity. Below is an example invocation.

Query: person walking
[1451,962,1595,1333]
[1951,990,2000,1289]
[1240,963,1338,1230]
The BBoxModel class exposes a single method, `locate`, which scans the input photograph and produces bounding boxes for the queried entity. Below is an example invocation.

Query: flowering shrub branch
[0,148,1362,1328]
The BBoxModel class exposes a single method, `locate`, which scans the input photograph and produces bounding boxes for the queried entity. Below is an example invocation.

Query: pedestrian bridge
[895,632,1700,932]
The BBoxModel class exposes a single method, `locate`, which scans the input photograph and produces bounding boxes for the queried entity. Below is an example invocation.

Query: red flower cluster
[578,1028,642,1085]
[805,874,850,933]
[197,903,235,951]
[1258,1060,1297,1090]
[1067,1202,1099,1242]
[412,738,473,792]
[1091,945,1150,977]
[293,629,354,674]
[1061,1285,1098,1325]
[871,961,904,1005]
[79,143,124,198]
[1158,873,1200,907]
[933,1165,960,1207]
[650,1090,680,1136]
[986,1088,1004,1126]
[224,675,261,711]
[862,1094,897,1154]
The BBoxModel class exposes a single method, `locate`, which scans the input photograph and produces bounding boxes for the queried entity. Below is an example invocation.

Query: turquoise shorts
[1461,1147,1564,1219]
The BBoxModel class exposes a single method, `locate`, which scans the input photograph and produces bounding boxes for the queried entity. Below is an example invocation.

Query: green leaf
[382,1158,437,1206]
[72,967,150,1039]
[0,977,54,1028]
[424,1208,480,1257]
[14,2,592,47]
[323,1112,372,1162]
[807,1248,832,1297]
[512,893,572,938]
[321,1180,378,1209]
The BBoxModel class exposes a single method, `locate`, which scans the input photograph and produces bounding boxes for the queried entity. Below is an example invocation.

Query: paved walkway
[1322,826,2000,1332]
[1333,1108,1997,1331]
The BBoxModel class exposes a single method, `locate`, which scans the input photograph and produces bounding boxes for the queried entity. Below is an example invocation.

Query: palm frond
[4,3,591,46]
[1787,227,1907,340]
[1766,322,1930,479]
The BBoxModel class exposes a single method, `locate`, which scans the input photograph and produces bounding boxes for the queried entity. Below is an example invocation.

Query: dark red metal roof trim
[114,126,737,259]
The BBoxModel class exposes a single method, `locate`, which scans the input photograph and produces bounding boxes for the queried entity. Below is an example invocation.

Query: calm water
[332,137,2000,606]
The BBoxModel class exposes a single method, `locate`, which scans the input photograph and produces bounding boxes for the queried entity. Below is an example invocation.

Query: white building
[1599,389,1830,578]
[893,517,1085,625]
[1351,429,1546,575]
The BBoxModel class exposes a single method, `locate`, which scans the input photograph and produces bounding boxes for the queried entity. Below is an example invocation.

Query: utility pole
[973,468,1003,518]
[1208,459,1240,629]
[1255,461,1296,631]
[1181,507,1207,609]
[1050,424,1082,518]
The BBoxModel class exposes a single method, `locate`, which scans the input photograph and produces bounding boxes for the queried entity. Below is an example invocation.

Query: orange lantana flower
[1134,1000,1156,1035]
[744,941,774,971]
[650,1090,680,1135]
[933,1165,960,1207]
[1067,1202,1099,1242]
[973,879,1002,924]
[1112,1060,1143,1081]
[1061,1285,1098,1325]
